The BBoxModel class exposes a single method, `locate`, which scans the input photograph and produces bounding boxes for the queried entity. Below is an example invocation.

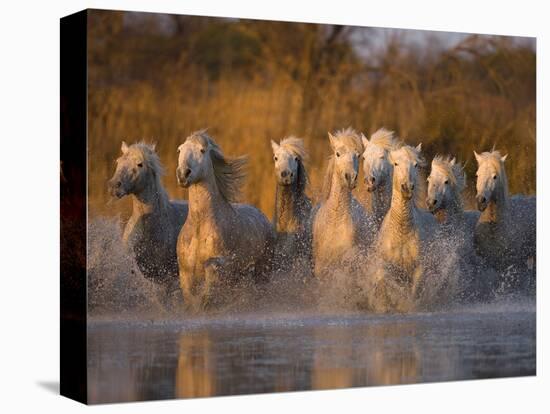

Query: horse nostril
[401,183,407,191]
[370,176,376,183]
[281,170,288,178]
[116,181,121,188]
[432,199,437,206]
[345,173,351,181]
[184,168,191,178]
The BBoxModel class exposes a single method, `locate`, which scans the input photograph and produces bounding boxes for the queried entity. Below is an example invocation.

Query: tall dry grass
[87,11,535,219]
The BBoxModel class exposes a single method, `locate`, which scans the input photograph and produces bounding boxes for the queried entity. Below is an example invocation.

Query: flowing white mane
[279,136,308,162]
[185,129,248,203]
[368,128,400,151]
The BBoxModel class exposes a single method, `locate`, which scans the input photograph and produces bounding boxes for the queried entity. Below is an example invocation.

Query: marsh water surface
[87,301,535,404]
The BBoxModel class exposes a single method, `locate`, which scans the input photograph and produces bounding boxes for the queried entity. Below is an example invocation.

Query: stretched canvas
[60,8,536,404]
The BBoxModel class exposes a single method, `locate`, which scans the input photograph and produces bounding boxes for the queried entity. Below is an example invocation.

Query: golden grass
[87,19,535,220]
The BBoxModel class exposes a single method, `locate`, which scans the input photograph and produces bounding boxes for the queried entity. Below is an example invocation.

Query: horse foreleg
[202,257,229,309]
[411,265,423,298]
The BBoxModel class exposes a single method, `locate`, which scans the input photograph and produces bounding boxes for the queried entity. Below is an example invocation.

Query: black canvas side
[60,9,88,404]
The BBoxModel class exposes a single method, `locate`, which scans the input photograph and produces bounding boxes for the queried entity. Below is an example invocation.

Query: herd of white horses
[108,128,536,312]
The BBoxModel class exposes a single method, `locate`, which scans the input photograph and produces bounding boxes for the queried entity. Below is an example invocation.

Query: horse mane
[369,128,400,151]
[186,129,248,203]
[334,127,364,154]
[279,136,309,163]
[320,157,335,202]
[432,155,466,192]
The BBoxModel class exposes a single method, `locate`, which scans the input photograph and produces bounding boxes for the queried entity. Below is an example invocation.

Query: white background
[0,0,547,412]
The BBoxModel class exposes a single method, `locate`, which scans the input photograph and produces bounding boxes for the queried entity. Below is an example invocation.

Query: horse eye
[137,162,143,168]
[294,156,299,162]
[200,148,206,154]
[444,179,449,185]
[394,162,398,166]
[414,163,418,168]
[493,175,497,180]
[336,152,340,157]
[274,156,278,161]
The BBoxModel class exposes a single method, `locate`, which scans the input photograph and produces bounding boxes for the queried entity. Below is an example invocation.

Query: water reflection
[87,311,535,404]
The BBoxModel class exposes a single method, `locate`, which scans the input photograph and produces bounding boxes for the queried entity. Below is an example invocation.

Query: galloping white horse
[371,143,437,311]
[271,136,313,268]
[473,149,536,290]
[108,141,188,292]
[361,128,400,228]
[176,130,274,310]
[312,128,371,277]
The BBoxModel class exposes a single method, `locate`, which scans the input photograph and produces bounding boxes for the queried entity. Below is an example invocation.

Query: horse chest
[182,220,224,269]
[381,230,420,268]
[314,216,354,257]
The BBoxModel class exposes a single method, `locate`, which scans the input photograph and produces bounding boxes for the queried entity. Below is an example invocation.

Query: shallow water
[87,301,536,404]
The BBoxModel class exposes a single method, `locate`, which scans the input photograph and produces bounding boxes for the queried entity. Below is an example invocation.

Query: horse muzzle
[278,170,294,185]
[176,167,192,187]
[426,197,439,213]
[345,173,358,190]
[476,195,488,211]
[364,176,379,192]
[401,183,414,200]
[108,180,126,198]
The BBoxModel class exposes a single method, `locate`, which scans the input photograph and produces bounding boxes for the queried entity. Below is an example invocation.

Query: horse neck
[479,181,509,225]
[325,171,352,222]
[274,181,308,232]
[387,180,415,234]
[131,175,170,217]
[188,169,233,221]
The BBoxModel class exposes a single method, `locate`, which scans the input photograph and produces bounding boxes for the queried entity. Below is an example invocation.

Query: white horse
[426,155,497,301]
[271,136,313,269]
[371,143,437,311]
[108,141,188,293]
[176,130,275,310]
[473,149,536,291]
[312,128,371,278]
[360,128,400,228]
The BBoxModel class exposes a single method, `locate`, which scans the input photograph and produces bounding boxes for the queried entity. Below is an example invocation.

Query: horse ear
[450,157,456,166]
[328,132,336,150]
[121,141,129,154]
[150,142,156,151]
[474,151,481,163]
[416,143,422,152]
[501,154,508,162]
[271,140,279,153]
[361,133,369,148]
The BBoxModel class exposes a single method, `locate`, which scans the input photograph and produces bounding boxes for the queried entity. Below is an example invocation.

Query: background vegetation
[88,10,536,218]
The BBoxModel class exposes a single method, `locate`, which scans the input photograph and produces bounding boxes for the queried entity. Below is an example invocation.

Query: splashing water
[87,214,534,321]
